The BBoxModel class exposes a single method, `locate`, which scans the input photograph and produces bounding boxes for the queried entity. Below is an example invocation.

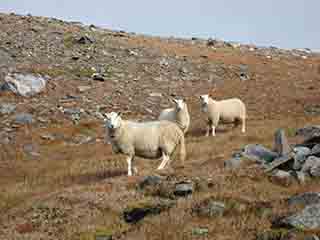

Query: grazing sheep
[158,98,190,134]
[104,112,186,176]
[199,94,246,136]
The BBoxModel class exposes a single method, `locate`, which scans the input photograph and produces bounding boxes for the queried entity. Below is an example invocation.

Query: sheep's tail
[179,133,186,166]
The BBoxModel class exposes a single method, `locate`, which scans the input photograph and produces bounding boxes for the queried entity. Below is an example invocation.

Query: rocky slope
[1,12,320,240]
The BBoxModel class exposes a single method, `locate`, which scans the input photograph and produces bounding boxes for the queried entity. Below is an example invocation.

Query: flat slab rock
[242,144,279,163]
[264,152,294,173]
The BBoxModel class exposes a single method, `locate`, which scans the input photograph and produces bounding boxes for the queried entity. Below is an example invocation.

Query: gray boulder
[296,125,320,145]
[287,192,320,207]
[242,144,278,163]
[302,156,320,177]
[280,204,320,230]
[293,146,311,170]
[3,73,47,97]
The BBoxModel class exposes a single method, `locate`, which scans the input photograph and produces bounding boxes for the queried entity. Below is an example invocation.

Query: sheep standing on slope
[199,94,246,136]
[104,112,186,176]
[158,98,190,134]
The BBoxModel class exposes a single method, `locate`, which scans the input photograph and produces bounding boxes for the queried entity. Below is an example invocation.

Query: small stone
[149,92,162,97]
[174,181,193,197]
[14,113,33,125]
[92,73,105,81]
[0,103,16,115]
[192,227,209,236]
[77,85,91,93]
[139,175,162,189]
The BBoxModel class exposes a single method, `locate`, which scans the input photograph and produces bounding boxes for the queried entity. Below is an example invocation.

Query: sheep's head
[104,112,122,136]
[172,98,186,112]
[199,95,209,112]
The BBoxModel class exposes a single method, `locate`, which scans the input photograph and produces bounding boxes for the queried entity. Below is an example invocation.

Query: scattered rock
[174,181,193,197]
[277,204,320,230]
[194,200,225,218]
[310,144,320,156]
[302,156,320,177]
[287,192,320,207]
[304,104,320,116]
[77,85,91,93]
[0,103,16,115]
[192,227,209,236]
[296,125,320,145]
[14,113,34,125]
[274,129,291,156]
[224,153,243,169]
[271,169,292,179]
[149,92,162,97]
[239,64,250,81]
[139,175,162,189]
[242,144,278,164]
[123,200,173,223]
[3,73,47,97]
[92,73,105,81]
[293,146,311,170]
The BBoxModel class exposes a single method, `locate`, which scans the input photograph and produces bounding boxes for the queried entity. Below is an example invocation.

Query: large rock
[2,73,47,97]
[287,192,320,207]
[311,144,320,157]
[293,146,311,170]
[279,204,320,230]
[302,156,320,177]
[273,129,291,156]
[139,175,162,189]
[296,125,320,145]
[242,144,278,164]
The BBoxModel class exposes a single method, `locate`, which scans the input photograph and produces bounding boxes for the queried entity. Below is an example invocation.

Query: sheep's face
[104,112,122,134]
[173,99,186,112]
[200,95,209,112]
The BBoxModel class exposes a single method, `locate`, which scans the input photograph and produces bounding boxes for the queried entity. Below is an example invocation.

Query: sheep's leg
[157,152,169,170]
[211,125,216,136]
[126,156,133,176]
[205,125,210,137]
[241,118,246,133]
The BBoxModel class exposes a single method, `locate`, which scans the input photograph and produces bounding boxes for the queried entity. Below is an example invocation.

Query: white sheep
[158,98,190,134]
[104,112,186,176]
[199,94,246,136]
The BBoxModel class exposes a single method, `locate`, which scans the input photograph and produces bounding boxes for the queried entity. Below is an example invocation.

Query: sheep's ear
[117,112,122,117]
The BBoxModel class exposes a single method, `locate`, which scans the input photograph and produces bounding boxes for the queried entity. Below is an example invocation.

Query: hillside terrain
[1,12,320,240]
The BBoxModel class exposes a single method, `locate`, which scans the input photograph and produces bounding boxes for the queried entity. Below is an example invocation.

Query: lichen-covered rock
[279,204,320,230]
